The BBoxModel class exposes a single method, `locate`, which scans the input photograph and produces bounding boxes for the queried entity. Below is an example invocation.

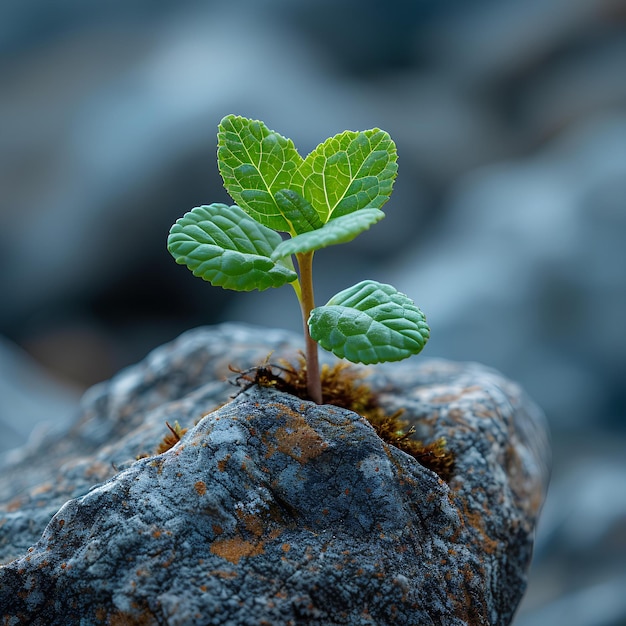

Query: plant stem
[296,251,322,404]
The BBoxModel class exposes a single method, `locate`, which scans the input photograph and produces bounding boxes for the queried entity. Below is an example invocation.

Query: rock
[0,324,302,532]
[0,324,548,625]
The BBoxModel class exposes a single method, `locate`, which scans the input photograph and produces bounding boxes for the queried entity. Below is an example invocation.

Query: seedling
[167,115,429,404]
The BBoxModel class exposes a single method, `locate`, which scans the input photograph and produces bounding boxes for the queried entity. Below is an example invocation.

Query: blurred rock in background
[1,0,625,624]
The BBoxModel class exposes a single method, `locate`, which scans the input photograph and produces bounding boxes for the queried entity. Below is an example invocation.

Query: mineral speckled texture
[0,324,550,625]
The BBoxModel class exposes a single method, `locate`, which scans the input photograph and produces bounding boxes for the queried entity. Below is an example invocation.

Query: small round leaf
[308,280,429,364]
[167,204,297,291]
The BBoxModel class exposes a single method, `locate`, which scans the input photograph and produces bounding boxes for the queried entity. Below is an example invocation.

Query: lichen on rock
[0,324,550,625]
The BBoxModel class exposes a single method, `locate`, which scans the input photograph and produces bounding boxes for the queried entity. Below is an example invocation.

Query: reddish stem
[296,252,322,404]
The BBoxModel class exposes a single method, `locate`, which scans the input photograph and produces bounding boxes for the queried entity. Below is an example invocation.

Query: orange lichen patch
[236,510,265,537]
[450,562,488,624]
[149,458,166,475]
[504,441,544,519]
[452,493,500,557]
[273,418,328,463]
[210,537,265,564]
[429,386,483,404]
[217,453,231,472]
[194,481,207,496]
[281,543,291,553]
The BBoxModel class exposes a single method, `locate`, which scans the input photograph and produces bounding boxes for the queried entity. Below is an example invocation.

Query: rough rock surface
[0,324,550,625]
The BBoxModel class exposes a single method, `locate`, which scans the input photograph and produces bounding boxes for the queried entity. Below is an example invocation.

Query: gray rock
[0,324,549,625]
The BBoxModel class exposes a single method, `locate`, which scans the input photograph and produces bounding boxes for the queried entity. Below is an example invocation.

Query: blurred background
[1,0,625,623]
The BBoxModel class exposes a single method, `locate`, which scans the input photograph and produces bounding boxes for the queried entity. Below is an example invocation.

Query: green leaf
[308,280,429,364]
[167,204,297,291]
[271,208,385,260]
[274,189,323,234]
[291,128,397,223]
[217,115,303,233]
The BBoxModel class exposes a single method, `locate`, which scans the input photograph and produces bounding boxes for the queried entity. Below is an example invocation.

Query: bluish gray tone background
[1,0,625,623]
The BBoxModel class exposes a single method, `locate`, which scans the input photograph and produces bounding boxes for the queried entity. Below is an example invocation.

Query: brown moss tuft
[155,421,188,454]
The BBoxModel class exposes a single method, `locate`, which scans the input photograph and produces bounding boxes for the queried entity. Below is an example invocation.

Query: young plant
[167,115,429,404]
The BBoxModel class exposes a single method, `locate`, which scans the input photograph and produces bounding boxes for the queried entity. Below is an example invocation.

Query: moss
[152,357,455,481]
[155,421,188,455]
[232,356,455,482]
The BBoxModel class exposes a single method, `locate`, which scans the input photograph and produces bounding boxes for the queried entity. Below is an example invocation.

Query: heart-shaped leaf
[271,208,385,260]
[308,280,429,364]
[167,204,297,291]
[291,129,397,223]
[217,115,303,233]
